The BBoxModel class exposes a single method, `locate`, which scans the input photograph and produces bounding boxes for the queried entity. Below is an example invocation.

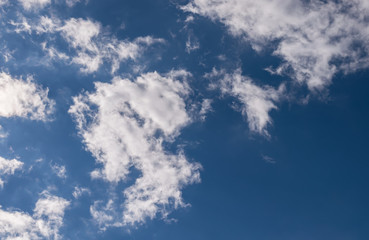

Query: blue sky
[0,0,368,239]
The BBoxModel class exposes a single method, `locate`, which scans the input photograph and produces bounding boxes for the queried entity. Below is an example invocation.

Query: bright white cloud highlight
[69,70,201,226]
[184,0,369,90]
[0,157,23,188]
[0,191,70,240]
[0,72,54,121]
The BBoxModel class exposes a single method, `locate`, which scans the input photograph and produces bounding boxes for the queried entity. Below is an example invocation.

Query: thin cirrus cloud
[208,69,285,136]
[10,15,165,74]
[69,70,201,226]
[183,0,369,91]
[59,18,165,74]
[0,191,70,240]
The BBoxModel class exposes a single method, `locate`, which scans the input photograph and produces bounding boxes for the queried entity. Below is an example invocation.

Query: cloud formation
[0,72,54,121]
[69,70,201,226]
[60,18,165,73]
[7,14,164,74]
[183,0,369,90]
[0,157,23,188]
[18,0,50,11]
[209,69,284,136]
[0,191,70,240]
[28,17,164,74]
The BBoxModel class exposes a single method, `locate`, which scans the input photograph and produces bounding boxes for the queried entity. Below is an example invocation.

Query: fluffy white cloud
[18,0,50,11]
[0,191,70,240]
[183,0,369,90]
[69,70,201,226]
[0,157,23,188]
[209,69,284,136]
[0,72,54,121]
[60,18,100,52]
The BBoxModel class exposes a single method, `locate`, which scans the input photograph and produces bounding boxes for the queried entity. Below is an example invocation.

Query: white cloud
[35,16,61,34]
[9,18,32,34]
[185,35,200,53]
[0,0,7,7]
[0,157,23,188]
[89,200,116,230]
[51,164,67,179]
[69,70,201,226]
[0,72,54,121]
[57,18,164,73]
[60,18,100,53]
[183,0,369,91]
[199,98,212,121]
[0,126,8,139]
[7,15,164,74]
[262,155,276,164]
[72,186,90,199]
[18,0,51,11]
[0,191,70,240]
[41,42,69,61]
[65,0,82,7]
[209,69,284,136]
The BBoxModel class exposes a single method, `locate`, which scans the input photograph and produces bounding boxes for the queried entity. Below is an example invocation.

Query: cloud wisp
[208,69,284,136]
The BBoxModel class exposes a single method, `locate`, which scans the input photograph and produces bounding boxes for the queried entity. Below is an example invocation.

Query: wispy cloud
[51,163,67,179]
[72,186,90,199]
[208,69,285,136]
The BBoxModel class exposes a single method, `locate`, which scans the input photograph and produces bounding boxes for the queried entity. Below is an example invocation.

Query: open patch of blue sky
[0,0,368,239]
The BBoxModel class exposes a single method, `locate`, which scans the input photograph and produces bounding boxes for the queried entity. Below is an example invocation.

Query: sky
[0,0,368,239]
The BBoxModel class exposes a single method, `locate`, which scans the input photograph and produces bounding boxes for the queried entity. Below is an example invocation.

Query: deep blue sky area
[0,0,368,239]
